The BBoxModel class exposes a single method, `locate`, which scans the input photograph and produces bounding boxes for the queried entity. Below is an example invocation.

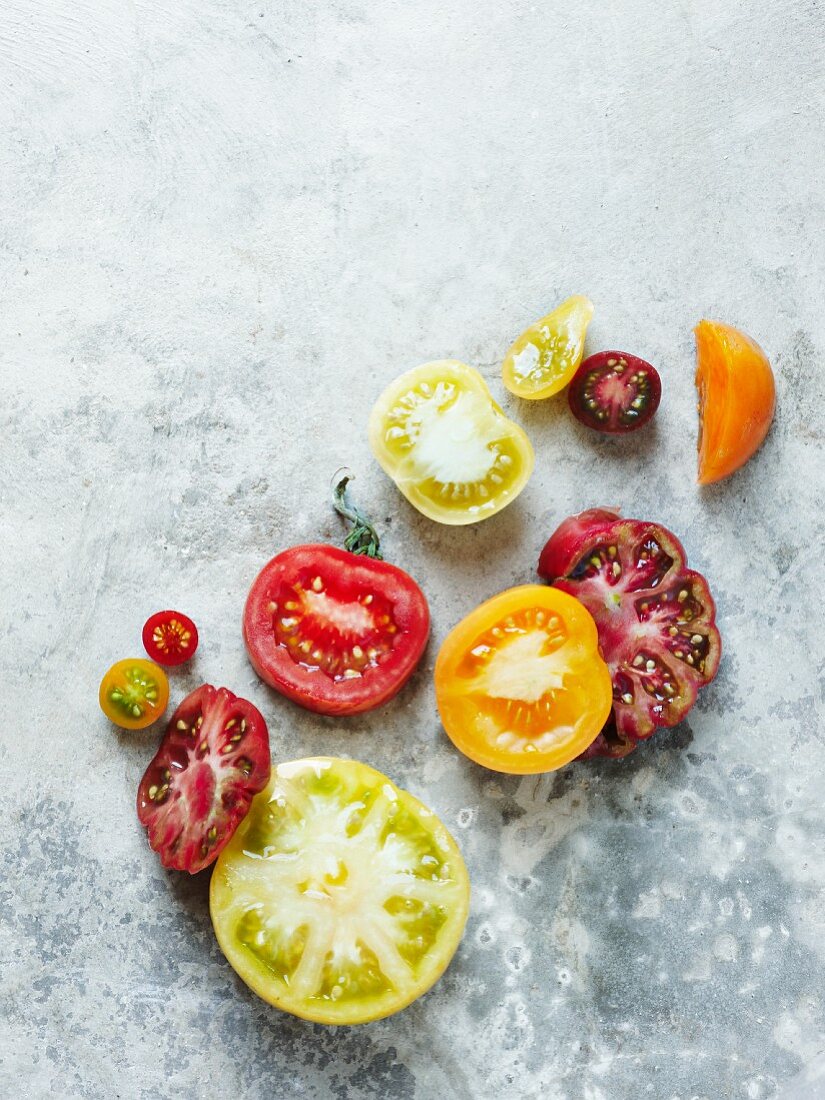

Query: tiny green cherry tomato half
[99,658,170,729]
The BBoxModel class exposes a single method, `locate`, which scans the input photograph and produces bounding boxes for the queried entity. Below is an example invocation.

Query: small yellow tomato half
[369,360,534,525]
[210,757,470,1025]
[435,586,612,774]
[502,295,594,400]
[99,658,170,729]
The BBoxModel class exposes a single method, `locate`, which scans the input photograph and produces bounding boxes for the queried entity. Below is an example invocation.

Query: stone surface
[1,2,824,1097]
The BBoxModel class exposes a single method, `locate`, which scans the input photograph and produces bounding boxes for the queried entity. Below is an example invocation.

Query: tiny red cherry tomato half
[243,545,430,716]
[137,684,270,874]
[142,610,199,667]
[568,351,662,433]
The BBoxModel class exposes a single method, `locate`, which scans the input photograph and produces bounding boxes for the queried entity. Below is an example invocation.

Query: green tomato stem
[331,469,383,559]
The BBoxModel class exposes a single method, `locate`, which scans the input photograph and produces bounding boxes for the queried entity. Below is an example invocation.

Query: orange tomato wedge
[435,586,612,774]
[694,320,776,485]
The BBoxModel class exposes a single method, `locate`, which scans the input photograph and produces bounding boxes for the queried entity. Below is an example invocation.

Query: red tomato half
[142,610,199,666]
[243,545,430,716]
[137,684,270,874]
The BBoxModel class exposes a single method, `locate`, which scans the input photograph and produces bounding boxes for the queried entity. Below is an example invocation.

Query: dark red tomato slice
[243,544,430,716]
[137,685,270,873]
[142,610,199,667]
[568,351,661,433]
[538,509,721,757]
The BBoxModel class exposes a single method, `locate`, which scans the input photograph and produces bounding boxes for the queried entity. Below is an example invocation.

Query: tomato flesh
[210,757,470,1024]
[502,295,594,400]
[142,610,199,666]
[368,360,534,525]
[695,319,775,484]
[137,684,270,873]
[244,545,429,715]
[538,509,722,756]
[568,351,661,433]
[99,658,169,730]
[435,586,612,773]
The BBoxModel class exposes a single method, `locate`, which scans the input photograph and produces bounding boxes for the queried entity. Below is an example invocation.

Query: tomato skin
[137,684,270,874]
[539,510,722,756]
[243,544,430,716]
[695,320,776,484]
[369,360,534,526]
[142,610,199,666]
[435,585,613,774]
[99,658,169,730]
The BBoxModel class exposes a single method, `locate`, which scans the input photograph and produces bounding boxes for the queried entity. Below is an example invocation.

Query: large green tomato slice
[210,757,470,1025]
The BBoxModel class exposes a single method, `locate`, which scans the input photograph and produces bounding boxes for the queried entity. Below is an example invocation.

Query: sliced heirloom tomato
[142,610,199,666]
[435,586,612,773]
[99,658,169,730]
[137,685,270,873]
[695,319,776,484]
[502,295,594,400]
[539,509,722,757]
[244,476,429,715]
[568,351,661,433]
[210,757,470,1024]
[368,361,534,525]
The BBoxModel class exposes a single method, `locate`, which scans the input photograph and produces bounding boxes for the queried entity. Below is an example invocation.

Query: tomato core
[268,568,397,681]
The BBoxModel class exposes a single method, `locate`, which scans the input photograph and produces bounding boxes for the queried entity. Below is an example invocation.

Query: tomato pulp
[244,545,430,715]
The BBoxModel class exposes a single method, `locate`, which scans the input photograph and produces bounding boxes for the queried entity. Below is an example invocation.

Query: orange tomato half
[99,658,169,730]
[434,586,612,774]
[694,319,776,485]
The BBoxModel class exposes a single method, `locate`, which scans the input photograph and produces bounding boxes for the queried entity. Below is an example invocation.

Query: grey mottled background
[1,2,824,1098]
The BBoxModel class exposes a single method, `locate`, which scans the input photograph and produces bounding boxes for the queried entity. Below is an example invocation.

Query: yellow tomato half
[435,586,612,774]
[210,757,470,1025]
[368,361,534,525]
[502,295,594,399]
